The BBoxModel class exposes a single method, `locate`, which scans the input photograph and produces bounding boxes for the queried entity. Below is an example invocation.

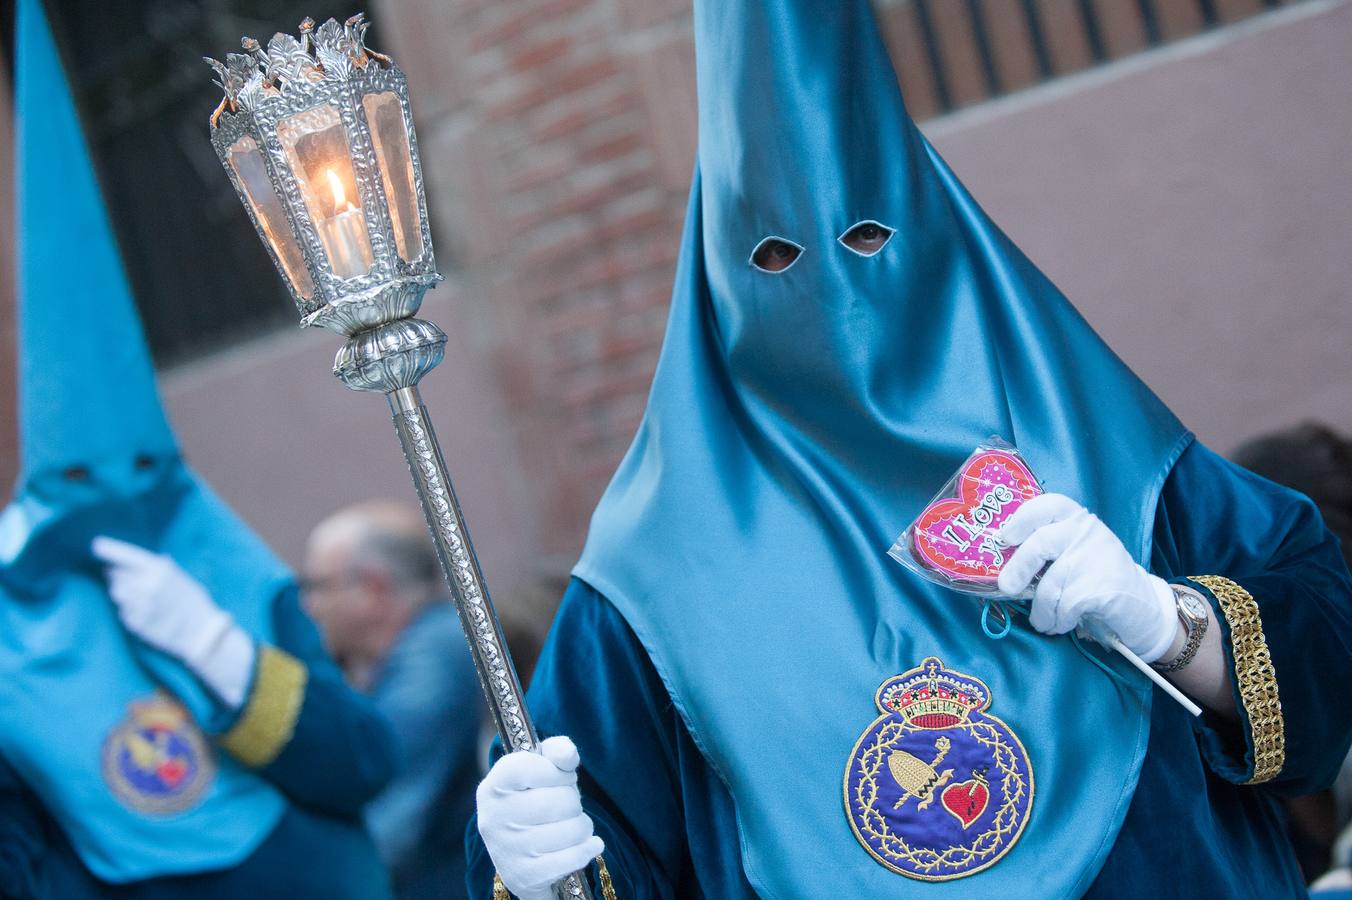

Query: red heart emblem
[941,778,990,829]
[912,450,1040,583]
[157,758,187,788]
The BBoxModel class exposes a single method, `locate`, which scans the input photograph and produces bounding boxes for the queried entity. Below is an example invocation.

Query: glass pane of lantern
[276,105,375,280]
[226,135,315,299]
[362,91,424,262]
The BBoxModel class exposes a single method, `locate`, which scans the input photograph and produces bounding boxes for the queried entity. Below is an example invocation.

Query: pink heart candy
[912,450,1041,583]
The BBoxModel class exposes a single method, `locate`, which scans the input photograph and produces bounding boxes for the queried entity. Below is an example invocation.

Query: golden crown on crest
[878,657,989,729]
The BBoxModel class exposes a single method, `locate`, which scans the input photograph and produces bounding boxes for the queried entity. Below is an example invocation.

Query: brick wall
[877,0,1283,119]
[378,0,698,566]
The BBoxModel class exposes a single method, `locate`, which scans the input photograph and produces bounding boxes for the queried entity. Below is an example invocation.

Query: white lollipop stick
[1104,634,1202,717]
[1020,571,1204,718]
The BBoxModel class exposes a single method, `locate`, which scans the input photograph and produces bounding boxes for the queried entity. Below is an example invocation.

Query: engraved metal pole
[205,16,591,899]
[333,326,539,752]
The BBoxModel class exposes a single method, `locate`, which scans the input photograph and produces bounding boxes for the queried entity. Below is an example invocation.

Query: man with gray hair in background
[304,501,484,900]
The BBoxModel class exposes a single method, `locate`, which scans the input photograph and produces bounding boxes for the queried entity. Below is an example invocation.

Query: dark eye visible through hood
[838,220,894,257]
[750,236,804,273]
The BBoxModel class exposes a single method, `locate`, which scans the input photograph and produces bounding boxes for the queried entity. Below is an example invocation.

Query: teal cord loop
[976,599,1133,688]
[980,598,1014,639]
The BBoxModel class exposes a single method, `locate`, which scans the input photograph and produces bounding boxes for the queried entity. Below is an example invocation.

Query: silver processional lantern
[206,18,595,900]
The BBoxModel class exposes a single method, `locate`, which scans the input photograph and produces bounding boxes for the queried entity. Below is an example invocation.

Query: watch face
[1180,592,1208,621]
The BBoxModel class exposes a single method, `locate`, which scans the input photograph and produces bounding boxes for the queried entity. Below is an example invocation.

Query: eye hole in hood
[838,220,894,257]
[750,236,804,273]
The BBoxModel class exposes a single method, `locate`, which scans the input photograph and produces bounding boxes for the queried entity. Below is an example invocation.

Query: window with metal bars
[36,0,367,367]
[876,0,1303,120]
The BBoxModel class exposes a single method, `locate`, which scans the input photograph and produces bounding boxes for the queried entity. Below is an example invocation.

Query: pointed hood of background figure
[1,0,181,567]
[1,1,288,596]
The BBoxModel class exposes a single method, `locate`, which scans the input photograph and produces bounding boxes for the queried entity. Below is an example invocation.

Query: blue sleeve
[1151,441,1352,794]
[466,580,696,899]
[364,607,482,871]
[213,586,399,819]
[0,753,46,899]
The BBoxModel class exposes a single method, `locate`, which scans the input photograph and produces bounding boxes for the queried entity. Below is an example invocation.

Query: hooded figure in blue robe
[0,1,398,895]
[467,0,1352,896]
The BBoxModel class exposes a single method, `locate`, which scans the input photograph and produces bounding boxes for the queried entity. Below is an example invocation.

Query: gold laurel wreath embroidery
[853,720,1027,875]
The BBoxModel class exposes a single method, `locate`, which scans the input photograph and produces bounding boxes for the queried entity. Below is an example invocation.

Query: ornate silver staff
[204,17,593,899]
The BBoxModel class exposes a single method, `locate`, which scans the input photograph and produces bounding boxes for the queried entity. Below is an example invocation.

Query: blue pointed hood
[0,0,291,880]
[13,0,176,492]
[3,0,183,569]
[575,1,1192,896]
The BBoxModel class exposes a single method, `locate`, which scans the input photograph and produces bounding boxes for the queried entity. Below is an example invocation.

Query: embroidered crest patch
[102,692,214,815]
[844,657,1033,880]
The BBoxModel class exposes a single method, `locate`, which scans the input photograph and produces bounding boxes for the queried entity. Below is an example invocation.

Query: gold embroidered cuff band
[1189,575,1285,784]
[218,644,308,768]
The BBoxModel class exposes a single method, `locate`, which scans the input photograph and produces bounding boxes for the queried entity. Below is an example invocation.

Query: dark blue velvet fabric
[251,588,398,822]
[467,441,1352,898]
[0,589,397,899]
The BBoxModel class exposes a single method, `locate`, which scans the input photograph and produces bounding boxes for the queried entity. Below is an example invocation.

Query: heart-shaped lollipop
[911,450,1040,585]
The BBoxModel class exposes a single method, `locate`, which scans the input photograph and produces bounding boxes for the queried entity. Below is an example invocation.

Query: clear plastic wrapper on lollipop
[888,436,1202,717]
[889,437,1041,595]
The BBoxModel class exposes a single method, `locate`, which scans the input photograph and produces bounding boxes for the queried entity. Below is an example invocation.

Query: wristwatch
[1152,584,1210,673]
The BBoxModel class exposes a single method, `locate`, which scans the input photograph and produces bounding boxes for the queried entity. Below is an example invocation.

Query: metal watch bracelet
[1153,584,1210,673]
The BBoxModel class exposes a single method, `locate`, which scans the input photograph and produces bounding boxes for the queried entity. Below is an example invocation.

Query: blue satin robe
[0,588,398,899]
[467,442,1352,897]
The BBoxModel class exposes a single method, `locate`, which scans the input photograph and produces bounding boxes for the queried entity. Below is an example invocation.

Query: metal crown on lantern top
[205,16,600,900]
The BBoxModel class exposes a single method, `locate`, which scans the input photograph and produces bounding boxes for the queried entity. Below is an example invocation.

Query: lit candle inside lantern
[317,168,371,279]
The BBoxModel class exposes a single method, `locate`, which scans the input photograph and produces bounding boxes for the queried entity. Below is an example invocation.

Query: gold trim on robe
[1189,575,1285,784]
[218,644,308,768]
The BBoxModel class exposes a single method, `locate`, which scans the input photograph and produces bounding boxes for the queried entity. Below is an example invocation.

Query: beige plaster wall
[926,0,1352,452]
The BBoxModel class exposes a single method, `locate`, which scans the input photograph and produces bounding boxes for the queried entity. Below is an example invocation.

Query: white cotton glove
[1311,867,1352,892]
[476,736,604,900]
[91,536,256,709]
[995,494,1178,662]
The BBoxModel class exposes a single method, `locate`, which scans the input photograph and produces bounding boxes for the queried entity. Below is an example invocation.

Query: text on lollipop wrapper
[892,443,1042,592]
[940,482,1015,564]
